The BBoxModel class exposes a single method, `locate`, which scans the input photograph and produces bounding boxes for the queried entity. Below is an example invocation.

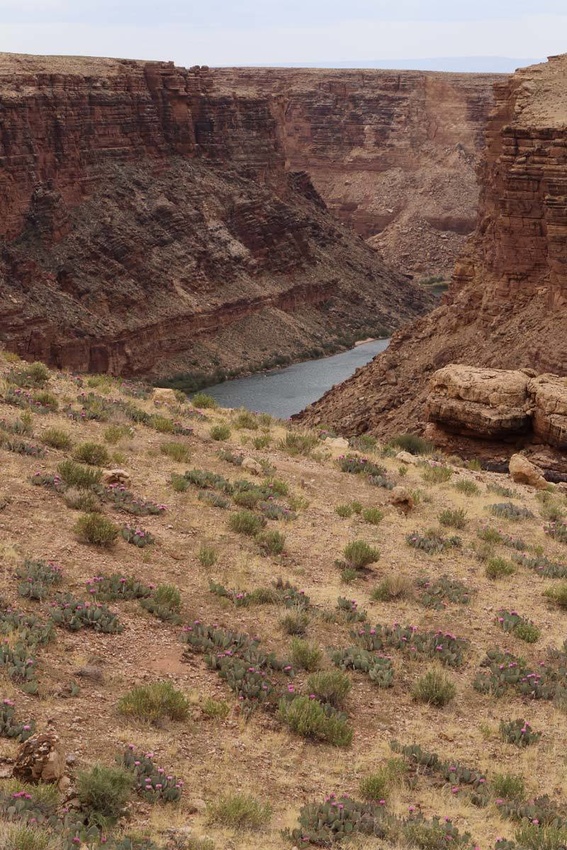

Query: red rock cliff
[297,56,567,438]
[0,54,432,378]
[211,67,502,279]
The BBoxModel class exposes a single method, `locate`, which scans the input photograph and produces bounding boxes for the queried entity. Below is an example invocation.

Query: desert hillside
[1,353,567,850]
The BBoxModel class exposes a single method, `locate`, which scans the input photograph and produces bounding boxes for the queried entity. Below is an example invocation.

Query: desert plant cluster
[0,354,567,849]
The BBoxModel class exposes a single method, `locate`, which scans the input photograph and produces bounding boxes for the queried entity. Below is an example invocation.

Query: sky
[0,0,564,69]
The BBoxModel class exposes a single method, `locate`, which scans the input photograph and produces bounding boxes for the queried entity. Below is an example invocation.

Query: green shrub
[252,435,271,450]
[103,424,132,444]
[343,540,380,570]
[63,488,102,512]
[500,718,541,748]
[485,557,515,580]
[388,433,433,455]
[74,513,119,547]
[359,769,389,802]
[513,824,567,850]
[290,638,323,672]
[543,583,567,609]
[278,695,353,747]
[7,362,50,389]
[362,507,384,526]
[454,479,480,496]
[57,459,102,489]
[279,430,319,456]
[160,442,191,463]
[335,504,353,518]
[488,502,535,521]
[257,529,285,555]
[306,670,351,709]
[438,508,468,529]
[73,442,110,467]
[1,824,58,850]
[421,465,453,484]
[118,681,189,723]
[228,510,266,536]
[76,763,133,823]
[192,392,217,409]
[492,773,525,800]
[150,584,181,611]
[149,414,176,434]
[210,424,231,442]
[198,545,218,567]
[201,697,230,720]
[280,609,309,636]
[206,794,272,830]
[372,575,413,602]
[41,428,72,450]
[411,670,456,706]
[233,410,259,430]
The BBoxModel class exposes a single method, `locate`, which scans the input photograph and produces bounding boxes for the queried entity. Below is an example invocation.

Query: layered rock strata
[0,54,432,377]
[297,56,567,451]
[211,67,502,278]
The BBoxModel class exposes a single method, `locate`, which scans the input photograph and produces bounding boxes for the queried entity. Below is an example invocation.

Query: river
[201,338,390,418]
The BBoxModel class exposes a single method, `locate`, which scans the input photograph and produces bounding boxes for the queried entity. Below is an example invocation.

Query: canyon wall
[211,67,502,279]
[0,54,432,378]
[297,56,567,446]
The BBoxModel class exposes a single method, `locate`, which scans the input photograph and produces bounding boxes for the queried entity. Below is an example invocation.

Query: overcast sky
[0,0,564,68]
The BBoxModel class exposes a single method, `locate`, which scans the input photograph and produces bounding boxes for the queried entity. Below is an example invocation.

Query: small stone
[241,457,263,475]
[102,468,130,485]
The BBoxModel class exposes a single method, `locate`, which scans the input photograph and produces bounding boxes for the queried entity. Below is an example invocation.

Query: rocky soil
[1,355,567,850]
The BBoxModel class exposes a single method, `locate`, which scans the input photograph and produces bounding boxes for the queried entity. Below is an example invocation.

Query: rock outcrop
[0,54,433,379]
[212,68,502,278]
[297,56,567,452]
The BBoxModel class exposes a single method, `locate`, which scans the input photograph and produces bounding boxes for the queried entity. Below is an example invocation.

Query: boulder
[102,468,130,485]
[509,454,548,489]
[322,437,350,450]
[241,457,263,476]
[388,486,415,514]
[427,365,531,438]
[13,730,65,786]
[396,450,419,465]
[528,374,567,449]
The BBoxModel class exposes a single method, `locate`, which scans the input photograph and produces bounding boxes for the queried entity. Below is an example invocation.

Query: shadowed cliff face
[296,55,567,440]
[0,54,433,378]
[211,67,502,279]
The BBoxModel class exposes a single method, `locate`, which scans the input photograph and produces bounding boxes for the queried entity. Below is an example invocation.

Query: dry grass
[0,352,567,848]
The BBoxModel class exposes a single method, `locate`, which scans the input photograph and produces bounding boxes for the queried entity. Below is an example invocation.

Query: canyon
[298,55,567,459]
[212,67,502,278]
[0,53,498,380]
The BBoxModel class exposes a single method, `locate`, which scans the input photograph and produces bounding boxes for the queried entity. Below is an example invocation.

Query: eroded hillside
[1,354,567,850]
[298,55,567,445]
[212,67,502,279]
[0,54,431,383]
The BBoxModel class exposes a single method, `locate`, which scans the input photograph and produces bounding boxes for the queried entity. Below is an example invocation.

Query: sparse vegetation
[73,441,111,466]
[206,794,271,830]
[118,681,189,723]
[74,513,119,546]
[411,669,456,706]
[3,355,567,850]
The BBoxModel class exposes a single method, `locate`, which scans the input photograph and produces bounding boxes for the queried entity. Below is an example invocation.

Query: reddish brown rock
[0,54,432,380]
[426,365,531,438]
[529,375,567,449]
[13,730,65,785]
[509,454,548,489]
[297,56,567,451]
[212,67,501,278]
